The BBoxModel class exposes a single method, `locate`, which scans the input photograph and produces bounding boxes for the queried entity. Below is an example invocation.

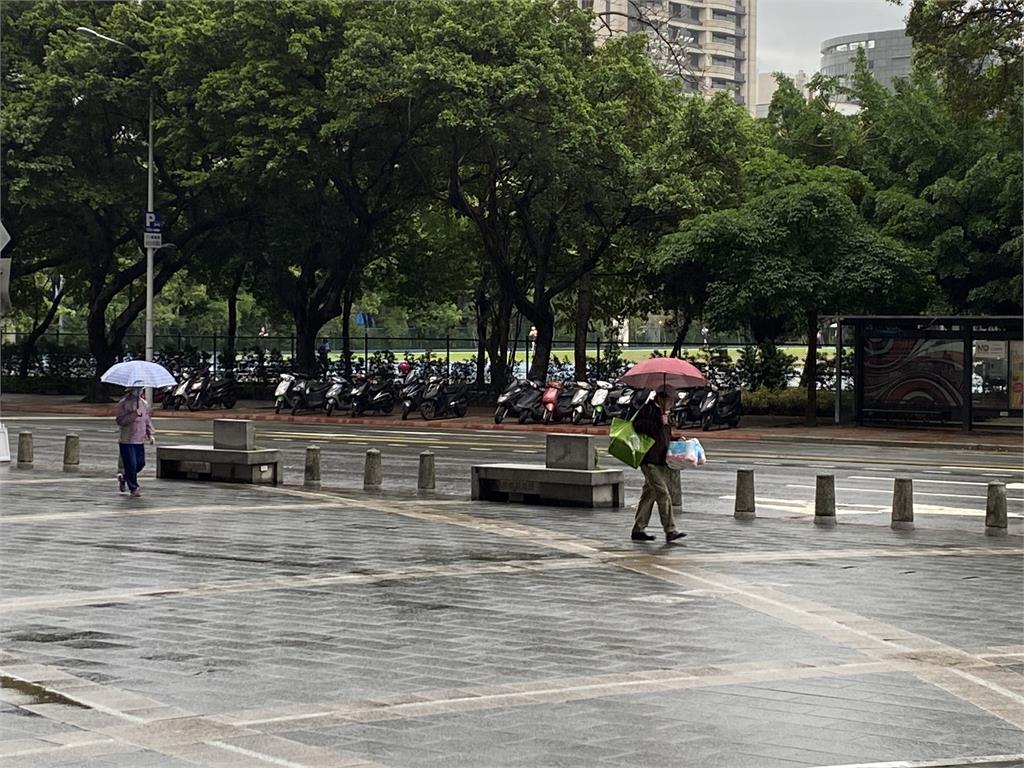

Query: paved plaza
[1,429,1022,767]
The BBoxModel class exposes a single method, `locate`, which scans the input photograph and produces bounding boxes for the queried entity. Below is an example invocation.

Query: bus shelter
[837,316,1023,431]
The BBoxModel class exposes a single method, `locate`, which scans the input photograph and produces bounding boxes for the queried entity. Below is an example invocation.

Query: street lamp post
[77,27,155,369]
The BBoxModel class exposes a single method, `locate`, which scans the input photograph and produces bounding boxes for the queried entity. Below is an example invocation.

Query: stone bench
[156,420,282,485]
[471,434,624,508]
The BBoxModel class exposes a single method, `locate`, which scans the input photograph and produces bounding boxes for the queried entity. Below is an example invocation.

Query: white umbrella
[100,360,176,388]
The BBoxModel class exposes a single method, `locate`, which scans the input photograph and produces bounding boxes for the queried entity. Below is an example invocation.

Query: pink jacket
[115,395,154,444]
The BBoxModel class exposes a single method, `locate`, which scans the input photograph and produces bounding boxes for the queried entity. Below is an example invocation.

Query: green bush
[741,387,835,416]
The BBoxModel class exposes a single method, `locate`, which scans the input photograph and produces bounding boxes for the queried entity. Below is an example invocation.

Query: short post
[813,474,836,527]
[985,482,1008,537]
[418,451,435,491]
[304,445,321,490]
[734,469,756,520]
[63,433,80,473]
[16,431,33,469]
[364,448,382,490]
[891,477,914,530]
[669,469,682,510]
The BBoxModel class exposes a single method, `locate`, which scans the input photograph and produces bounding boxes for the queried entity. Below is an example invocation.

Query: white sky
[757,0,909,75]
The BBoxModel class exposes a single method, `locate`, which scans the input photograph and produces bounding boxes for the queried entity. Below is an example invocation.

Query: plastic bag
[607,417,656,469]
[666,438,706,470]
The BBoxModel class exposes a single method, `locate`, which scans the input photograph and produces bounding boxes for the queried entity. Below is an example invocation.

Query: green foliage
[742,388,836,417]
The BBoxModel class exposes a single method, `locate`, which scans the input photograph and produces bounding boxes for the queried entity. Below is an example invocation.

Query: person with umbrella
[102,361,174,498]
[114,383,156,497]
[618,357,704,544]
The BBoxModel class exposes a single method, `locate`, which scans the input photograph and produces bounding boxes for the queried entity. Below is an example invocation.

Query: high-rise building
[819,28,912,109]
[585,0,758,110]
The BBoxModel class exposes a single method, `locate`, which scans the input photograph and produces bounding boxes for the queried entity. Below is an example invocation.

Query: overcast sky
[757,0,909,75]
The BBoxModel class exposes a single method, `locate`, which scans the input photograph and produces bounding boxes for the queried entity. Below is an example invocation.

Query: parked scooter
[670,387,709,428]
[274,373,301,414]
[511,380,546,424]
[569,382,594,424]
[186,370,238,410]
[587,381,614,425]
[324,376,353,416]
[349,376,397,417]
[162,372,194,410]
[290,376,335,415]
[540,380,577,424]
[399,370,427,420]
[494,379,529,424]
[420,377,469,420]
[700,388,742,430]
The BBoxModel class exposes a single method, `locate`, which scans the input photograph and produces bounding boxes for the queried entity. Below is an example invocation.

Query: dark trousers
[119,443,146,491]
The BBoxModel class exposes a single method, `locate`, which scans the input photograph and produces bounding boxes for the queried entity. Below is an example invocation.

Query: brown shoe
[666,531,687,543]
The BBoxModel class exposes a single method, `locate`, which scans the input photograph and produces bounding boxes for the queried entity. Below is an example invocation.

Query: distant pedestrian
[115,386,155,498]
[630,391,686,543]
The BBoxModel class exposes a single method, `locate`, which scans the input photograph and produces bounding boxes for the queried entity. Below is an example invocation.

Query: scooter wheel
[455,403,468,418]
[592,412,602,426]
[223,396,236,409]
[542,410,552,424]
[729,418,740,429]
[274,401,283,415]
[494,407,507,425]
[382,402,395,416]
[420,401,437,420]
[326,402,335,417]
[291,403,300,416]
[187,396,201,412]
[518,411,530,424]
[702,415,712,431]
[401,405,410,420]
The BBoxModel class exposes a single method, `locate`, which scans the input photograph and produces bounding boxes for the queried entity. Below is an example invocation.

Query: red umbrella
[619,357,707,392]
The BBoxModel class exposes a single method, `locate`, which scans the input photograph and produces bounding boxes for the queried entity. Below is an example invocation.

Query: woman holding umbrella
[619,357,705,544]
[102,361,174,498]
[115,384,156,497]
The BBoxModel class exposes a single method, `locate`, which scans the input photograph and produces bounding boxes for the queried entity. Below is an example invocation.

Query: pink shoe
[117,473,126,493]
[129,489,142,498]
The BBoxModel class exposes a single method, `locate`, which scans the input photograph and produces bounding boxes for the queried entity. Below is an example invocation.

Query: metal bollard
[16,431,33,469]
[669,469,682,510]
[891,477,914,530]
[364,449,382,490]
[304,445,321,490]
[985,482,1008,537]
[63,434,81,473]
[813,474,836,527]
[418,451,436,491]
[734,469,756,520]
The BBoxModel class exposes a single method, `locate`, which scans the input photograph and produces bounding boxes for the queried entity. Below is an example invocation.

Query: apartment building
[820,28,913,110]
[584,0,758,109]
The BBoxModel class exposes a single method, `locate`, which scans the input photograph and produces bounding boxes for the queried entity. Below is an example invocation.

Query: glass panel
[862,336,963,421]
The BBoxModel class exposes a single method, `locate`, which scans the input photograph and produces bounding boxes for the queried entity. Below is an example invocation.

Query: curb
[0,401,1017,453]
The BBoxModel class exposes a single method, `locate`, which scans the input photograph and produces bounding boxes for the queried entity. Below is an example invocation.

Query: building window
[688,53,701,68]
[581,0,593,10]
[867,40,876,48]
[837,43,848,51]
[712,10,735,21]
[669,2,682,17]
[712,56,733,66]
[712,32,735,43]
[688,5,701,20]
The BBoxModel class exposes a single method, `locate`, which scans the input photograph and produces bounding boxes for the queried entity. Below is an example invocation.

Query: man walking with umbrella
[115,384,155,497]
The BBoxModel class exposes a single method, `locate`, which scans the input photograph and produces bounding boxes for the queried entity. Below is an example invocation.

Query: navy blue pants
[119,443,146,491]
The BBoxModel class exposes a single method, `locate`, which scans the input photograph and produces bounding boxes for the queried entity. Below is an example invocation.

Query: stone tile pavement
[1,465,1022,767]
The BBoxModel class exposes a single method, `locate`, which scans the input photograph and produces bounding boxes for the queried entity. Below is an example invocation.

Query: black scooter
[324,376,352,416]
[494,379,530,424]
[187,371,237,410]
[670,387,709,428]
[399,371,427,420]
[420,377,468,420]
[291,376,334,415]
[349,377,396,417]
[700,388,742,430]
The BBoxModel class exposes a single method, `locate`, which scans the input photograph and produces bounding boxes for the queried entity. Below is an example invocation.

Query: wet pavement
[1,428,1022,767]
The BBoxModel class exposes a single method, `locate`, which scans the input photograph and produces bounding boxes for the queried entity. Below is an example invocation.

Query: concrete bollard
[304,445,321,490]
[734,469,756,520]
[669,469,682,510]
[891,477,914,530]
[16,431,33,469]
[364,449,382,490]
[63,434,81,473]
[813,474,836,527]
[985,482,1008,537]
[418,451,436,491]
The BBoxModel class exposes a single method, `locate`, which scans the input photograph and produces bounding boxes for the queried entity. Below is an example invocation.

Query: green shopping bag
[607,416,655,468]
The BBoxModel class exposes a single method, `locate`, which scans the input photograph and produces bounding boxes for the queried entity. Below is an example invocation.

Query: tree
[658,165,934,425]
[889,0,1023,118]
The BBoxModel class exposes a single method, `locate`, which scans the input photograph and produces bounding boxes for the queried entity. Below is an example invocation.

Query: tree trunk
[573,271,593,380]
[805,307,818,427]
[223,268,244,375]
[474,284,489,389]
[670,314,692,358]
[293,309,321,377]
[19,288,65,378]
[527,305,555,382]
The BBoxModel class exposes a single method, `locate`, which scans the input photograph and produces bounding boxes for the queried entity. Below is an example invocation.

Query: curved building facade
[820,28,912,100]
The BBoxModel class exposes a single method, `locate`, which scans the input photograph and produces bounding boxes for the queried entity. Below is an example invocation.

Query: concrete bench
[156,420,282,485]
[471,435,624,508]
